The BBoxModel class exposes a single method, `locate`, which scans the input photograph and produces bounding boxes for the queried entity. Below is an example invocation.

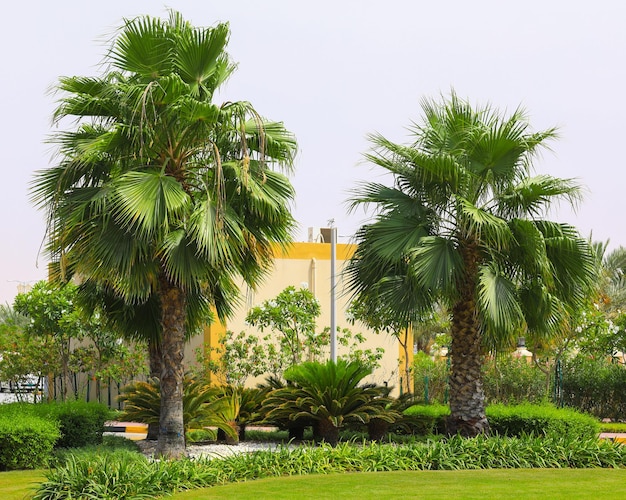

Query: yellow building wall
[184,241,402,392]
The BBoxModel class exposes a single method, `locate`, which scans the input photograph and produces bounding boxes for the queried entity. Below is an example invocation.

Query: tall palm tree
[32,11,297,458]
[345,92,595,437]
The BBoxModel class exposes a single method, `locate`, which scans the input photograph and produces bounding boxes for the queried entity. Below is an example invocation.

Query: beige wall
[184,241,402,392]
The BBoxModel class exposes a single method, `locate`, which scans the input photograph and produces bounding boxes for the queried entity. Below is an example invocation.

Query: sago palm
[345,92,596,436]
[264,359,394,445]
[32,11,297,457]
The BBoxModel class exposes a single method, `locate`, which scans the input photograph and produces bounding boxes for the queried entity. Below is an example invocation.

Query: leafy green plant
[483,356,548,405]
[119,376,241,443]
[33,436,626,499]
[264,360,395,445]
[412,352,449,404]
[30,400,113,449]
[0,414,60,470]
[561,355,626,419]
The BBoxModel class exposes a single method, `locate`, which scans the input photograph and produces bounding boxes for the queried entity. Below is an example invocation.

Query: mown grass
[0,469,46,500]
[170,469,626,500]
[5,468,626,500]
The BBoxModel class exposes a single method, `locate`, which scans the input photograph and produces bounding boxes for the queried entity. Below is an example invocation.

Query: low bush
[50,434,141,468]
[403,403,599,438]
[486,403,600,439]
[187,428,217,443]
[0,414,60,470]
[599,422,626,433]
[402,404,450,435]
[30,400,113,448]
[33,435,626,499]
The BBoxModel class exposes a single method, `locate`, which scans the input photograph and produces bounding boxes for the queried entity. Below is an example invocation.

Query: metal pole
[330,226,337,362]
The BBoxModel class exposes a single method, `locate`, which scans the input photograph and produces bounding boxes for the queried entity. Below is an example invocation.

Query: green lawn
[4,468,625,499]
[171,468,626,500]
[0,470,46,499]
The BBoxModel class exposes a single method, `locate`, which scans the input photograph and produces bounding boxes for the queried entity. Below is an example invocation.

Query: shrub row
[413,354,626,420]
[403,403,599,438]
[0,400,113,470]
[34,435,626,499]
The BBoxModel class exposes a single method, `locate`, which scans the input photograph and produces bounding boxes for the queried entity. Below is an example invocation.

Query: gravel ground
[136,440,297,460]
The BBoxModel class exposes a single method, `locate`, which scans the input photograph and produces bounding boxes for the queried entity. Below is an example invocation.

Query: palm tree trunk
[146,340,162,441]
[447,241,489,437]
[155,276,187,459]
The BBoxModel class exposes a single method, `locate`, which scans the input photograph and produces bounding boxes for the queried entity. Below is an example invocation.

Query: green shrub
[264,360,395,445]
[599,422,626,433]
[486,403,600,439]
[483,357,549,405]
[403,404,450,435]
[561,355,626,419]
[412,353,449,404]
[0,414,60,470]
[31,400,113,448]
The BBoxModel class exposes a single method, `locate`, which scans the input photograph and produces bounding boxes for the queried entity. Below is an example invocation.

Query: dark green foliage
[413,354,550,406]
[561,355,626,419]
[31,400,113,448]
[0,413,60,470]
[33,436,626,498]
[486,403,600,439]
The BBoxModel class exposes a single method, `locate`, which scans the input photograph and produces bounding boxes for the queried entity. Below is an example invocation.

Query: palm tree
[345,92,595,437]
[32,11,297,458]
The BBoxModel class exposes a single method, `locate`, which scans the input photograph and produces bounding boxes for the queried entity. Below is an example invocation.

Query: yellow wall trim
[272,242,356,261]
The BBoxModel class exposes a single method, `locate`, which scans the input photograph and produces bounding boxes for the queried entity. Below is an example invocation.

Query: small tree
[246,286,321,366]
[11,281,147,401]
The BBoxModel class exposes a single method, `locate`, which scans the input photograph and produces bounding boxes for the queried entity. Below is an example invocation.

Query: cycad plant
[118,376,238,442]
[264,359,394,445]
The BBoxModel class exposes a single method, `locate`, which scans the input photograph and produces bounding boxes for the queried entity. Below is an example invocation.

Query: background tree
[32,12,297,457]
[246,286,322,366]
[10,281,146,401]
[345,92,596,436]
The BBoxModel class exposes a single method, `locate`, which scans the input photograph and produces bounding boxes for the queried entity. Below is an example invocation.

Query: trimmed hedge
[403,403,599,438]
[0,401,113,449]
[0,414,60,470]
[403,404,450,435]
[31,400,114,448]
[487,403,600,439]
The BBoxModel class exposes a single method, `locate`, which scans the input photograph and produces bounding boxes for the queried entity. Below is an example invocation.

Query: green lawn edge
[169,468,626,500]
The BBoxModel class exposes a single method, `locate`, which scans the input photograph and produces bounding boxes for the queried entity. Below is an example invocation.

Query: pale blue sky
[1,0,624,304]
